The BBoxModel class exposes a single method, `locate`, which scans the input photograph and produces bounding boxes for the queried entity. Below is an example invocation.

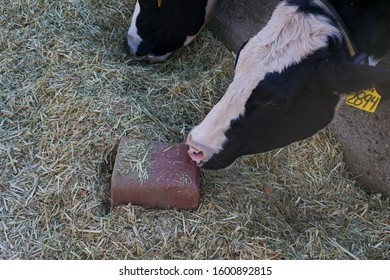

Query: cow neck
[312,0,368,64]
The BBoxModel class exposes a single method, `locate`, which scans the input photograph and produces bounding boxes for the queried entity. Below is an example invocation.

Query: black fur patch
[134,0,209,56]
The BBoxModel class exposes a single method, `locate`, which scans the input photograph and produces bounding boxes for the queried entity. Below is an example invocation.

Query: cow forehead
[236,3,339,79]
[191,2,340,151]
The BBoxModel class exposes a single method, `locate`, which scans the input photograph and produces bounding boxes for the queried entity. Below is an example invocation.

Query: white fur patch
[184,34,197,46]
[127,1,142,55]
[189,2,341,152]
[368,55,380,66]
[147,53,172,63]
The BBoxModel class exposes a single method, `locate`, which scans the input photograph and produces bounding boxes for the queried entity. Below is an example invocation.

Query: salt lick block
[111,138,200,209]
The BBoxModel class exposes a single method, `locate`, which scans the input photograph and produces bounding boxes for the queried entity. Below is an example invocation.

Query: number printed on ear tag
[346,88,382,113]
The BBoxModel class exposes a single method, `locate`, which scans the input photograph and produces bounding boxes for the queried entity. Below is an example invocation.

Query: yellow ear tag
[157,0,163,8]
[346,88,382,113]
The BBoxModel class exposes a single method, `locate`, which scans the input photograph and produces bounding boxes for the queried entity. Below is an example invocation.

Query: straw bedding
[0,0,389,259]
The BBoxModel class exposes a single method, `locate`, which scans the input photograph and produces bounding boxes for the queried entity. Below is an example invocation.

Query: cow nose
[187,145,206,165]
[126,41,140,57]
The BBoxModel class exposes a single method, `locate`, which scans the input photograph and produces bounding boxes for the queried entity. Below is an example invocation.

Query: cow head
[127,0,217,63]
[186,2,389,169]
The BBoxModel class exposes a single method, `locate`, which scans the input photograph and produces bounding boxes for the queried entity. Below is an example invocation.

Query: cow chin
[126,43,172,63]
[200,152,237,170]
[146,53,172,63]
[202,160,235,170]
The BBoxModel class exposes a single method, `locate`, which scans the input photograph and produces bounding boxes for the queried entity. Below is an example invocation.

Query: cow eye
[256,93,286,106]
[265,98,287,107]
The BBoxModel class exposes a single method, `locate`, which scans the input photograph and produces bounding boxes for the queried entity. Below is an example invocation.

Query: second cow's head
[127,0,217,63]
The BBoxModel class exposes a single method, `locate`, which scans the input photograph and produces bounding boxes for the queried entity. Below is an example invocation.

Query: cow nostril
[187,146,206,164]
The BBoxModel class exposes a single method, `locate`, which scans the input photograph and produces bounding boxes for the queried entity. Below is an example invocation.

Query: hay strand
[0,0,389,260]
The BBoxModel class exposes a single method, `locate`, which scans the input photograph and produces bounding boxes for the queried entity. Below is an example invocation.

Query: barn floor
[1,0,389,259]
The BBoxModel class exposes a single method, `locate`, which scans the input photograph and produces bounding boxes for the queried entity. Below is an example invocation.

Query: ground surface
[1,0,389,259]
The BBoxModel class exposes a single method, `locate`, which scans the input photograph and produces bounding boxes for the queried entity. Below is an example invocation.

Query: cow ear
[322,62,390,99]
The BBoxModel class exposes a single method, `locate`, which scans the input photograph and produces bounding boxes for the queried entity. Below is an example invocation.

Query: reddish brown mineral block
[111,138,200,209]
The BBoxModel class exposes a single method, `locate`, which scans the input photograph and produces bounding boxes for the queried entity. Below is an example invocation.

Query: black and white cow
[127,0,218,63]
[187,0,390,169]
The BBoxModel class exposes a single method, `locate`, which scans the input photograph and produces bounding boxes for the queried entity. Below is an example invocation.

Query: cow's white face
[186,1,389,169]
[127,0,218,63]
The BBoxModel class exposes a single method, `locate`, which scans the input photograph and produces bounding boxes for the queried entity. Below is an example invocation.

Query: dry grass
[117,138,153,182]
[1,0,389,260]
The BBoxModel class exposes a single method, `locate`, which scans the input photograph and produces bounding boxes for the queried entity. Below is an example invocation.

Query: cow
[126,0,218,63]
[186,0,390,169]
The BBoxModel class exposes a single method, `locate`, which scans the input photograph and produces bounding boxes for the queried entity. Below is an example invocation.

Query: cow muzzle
[186,142,235,170]
[125,40,172,63]
[186,134,219,168]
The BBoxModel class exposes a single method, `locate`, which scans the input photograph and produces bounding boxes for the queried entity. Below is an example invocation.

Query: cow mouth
[191,156,235,170]
[125,40,171,63]
[192,160,205,168]
[145,53,172,63]
[131,53,172,63]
